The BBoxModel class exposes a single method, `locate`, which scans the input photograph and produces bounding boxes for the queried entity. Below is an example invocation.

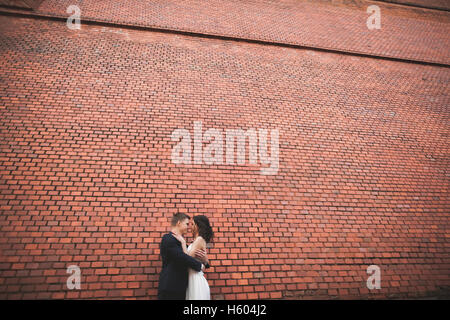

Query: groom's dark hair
[171,212,191,226]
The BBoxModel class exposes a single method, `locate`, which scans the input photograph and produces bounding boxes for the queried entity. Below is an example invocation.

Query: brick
[0,0,448,301]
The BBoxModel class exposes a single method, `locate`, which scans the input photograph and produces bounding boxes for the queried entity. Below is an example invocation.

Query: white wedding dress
[186,242,210,300]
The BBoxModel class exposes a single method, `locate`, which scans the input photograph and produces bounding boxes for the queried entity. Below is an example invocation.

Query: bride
[183,215,214,300]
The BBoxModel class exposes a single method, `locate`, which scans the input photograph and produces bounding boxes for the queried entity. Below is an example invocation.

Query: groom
[157,212,210,300]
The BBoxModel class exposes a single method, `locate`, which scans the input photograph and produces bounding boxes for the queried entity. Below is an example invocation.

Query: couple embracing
[157,213,214,300]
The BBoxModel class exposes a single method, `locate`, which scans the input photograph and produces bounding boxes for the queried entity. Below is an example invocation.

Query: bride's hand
[194,249,208,264]
[172,232,188,253]
[172,232,186,244]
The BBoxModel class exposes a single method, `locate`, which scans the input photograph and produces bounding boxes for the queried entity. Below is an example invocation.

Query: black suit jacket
[158,232,202,294]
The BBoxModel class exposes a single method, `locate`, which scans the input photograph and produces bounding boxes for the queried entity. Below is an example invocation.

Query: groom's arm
[162,237,202,272]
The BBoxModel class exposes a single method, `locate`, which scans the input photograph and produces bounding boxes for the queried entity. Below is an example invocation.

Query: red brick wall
[32,0,450,65]
[377,0,450,10]
[0,0,44,10]
[0,4,449,300]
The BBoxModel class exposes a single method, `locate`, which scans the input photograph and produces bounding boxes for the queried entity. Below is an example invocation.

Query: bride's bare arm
[188,237,208,264]
[188,237,202,258]
[193,237,208,265]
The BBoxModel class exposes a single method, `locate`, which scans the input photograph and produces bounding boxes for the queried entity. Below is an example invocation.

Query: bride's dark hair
[193,215,214,243]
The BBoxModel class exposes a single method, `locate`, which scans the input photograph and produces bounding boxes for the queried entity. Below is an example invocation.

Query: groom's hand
[194,249,208,264]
